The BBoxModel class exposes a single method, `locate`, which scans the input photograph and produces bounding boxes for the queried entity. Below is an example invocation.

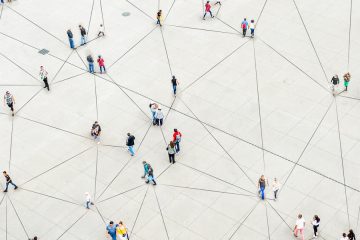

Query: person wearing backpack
[241,18,248,37]
[172,129,182,153]
[79,25,87,45]
[167,141,176,164]
[126,133,135,156]
[66,29,75,49]
[87,55,95,73]
[146,166,156,185]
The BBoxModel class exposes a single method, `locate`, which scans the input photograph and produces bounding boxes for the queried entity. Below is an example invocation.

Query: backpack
[242,23,246,29]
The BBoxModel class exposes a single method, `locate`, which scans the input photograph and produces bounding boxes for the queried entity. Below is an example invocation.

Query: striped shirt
[4,93,13,105]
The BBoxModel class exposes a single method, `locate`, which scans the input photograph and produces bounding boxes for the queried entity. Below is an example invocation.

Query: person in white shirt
[39,66,50,91]
[249,19,255,37]
[272,178,280,200]
[155,108,164,126]
[311,215,320,238]
[98,24,105,37]
[294,214,305,240]
[85,192,94,209]
[149,102,158,124]
[340,233,349,240]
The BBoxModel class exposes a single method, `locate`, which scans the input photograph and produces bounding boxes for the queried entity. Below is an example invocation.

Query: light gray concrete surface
[0,0,359,239]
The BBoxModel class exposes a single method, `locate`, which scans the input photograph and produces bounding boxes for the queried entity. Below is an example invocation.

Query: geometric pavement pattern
[0,0,359,239]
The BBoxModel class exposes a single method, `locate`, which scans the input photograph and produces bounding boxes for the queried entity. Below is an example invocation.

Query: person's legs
[168,154,172,163]
[300,229,304,240]
[89,63,94,73]
[44,77,50,90]
[313,225,317,237]
[86,201,90,209]
[175,141,180,153]
[172,154,175,163]
[160,119,163,126]
[152,179,157,185]
[102,66,106,73]
[294,228,298,237]
[128,146,135,156]
[8,103,14,112]
[69,38,74,48]
[156,118,160,126]
[260,187,265,200]
[4,182,9,192]
[203,12,207,19]
[10,181,17,189]
[274,190,278,200]
[210,11,213,17]
[251,29,254,37]
[173,85,176,95]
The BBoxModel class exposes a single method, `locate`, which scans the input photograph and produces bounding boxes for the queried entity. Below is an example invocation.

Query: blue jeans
[68,37,74,48]
[172,85,177,95]
[251,28,255,36]
[5,181,17,191]
[89,63,94,73]
[109,233,116,240]
[128,146,135,156]
[81,36,86,45]
[86,201,90,209]
[175,141,180,152]
[259,187,265,200]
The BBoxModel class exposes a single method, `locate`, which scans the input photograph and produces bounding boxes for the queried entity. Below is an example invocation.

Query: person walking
[167,141,176,164]
[343,72,351,91]
[91,121,101,143]
[97,55,106,74]
[331,74,339,94]
[67,29,75,49]
[257,175,268,200]
[311,215,320,238]
[203,1,214,20]
[272,178,280,201]
[106,221,118,240]
[294,214,306,240]
[348,229,356,240]
[3,91,15,116]
[341,233,349,240]
[171,76,179,96]
[84,192,94,209]
[3,171,18,192]
[79,25,87,45]
[39,66,50,91]
[241,18,249,37]
[146,166,156,185]
[117,221,129,240]
[214,1,222,5]
[98,24,105,37]
[149,102,158,125]
[155,108,164,126]
[172,128,182,153]
[87,55,95,73]
[141,161,150,178]
[126,133,135,156]
[156,10,162,26]
[249,19,255,37]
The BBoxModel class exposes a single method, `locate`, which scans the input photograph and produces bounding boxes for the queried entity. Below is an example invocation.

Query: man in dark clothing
[126,133,135,156]
[67,29,74,49]
[171,76,179,96]
[87,55,95,73]
[79,25,87,45]
[331,74,339,94]
[3,171,17,192]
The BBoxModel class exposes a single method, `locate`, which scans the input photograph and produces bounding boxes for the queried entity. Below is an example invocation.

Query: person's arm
[12,96,15,105]
[176,79,179,85]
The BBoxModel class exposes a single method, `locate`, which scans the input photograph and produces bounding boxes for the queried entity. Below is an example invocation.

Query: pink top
[205,3,211,12]
[97,58,105,66]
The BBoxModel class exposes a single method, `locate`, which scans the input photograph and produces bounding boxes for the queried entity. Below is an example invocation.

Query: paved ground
[0,0,359,239]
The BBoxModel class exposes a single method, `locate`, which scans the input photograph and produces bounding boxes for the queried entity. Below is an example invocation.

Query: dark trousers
[156,19,161,26]
[172,85,177,95]
[313,225,318,236]
[274,189,278,199]
[203,11,213,18]
[100,65,106,73]
[168,153,175,164]
[242,28,247,37]
[7,102,14,112]
[156,118,163,126]
[175,141,180,152]
[43,77,50,90]
[5,180,17,191]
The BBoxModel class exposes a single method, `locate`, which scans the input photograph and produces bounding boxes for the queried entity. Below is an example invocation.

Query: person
[171,76,179,96]
[203,1,214,20]
[3,171,18,192]
[4,91,15,116]
[29,237,38,240]
[348,229,356,240]
[149,103,158,125]
[241,18,248,37]
[39,66,50,91]
[106,221,118,240]
[98,24,105,37]
[311,215,320,238]
[331,74,339,94]
[249,19,255,37]
[214,1,221,5]
[272,178,280,200]
[167,141,176,164]
[155,108,164,126]
[141,161,150,178]
[117,221,129,240]
[66,29,75,49]
[172,129,182,153]
[341,233,349,240]
[91,121,101,143]
[294,214,306,240]
[343,72,351,91]
[85,192,94,209]
[97,55,106,74]
[156,10,162,26]
[126,133,135,156]
[257,175,268,200]
[87,55,95,73]
[79,25,87,45]
[146,166,156,185]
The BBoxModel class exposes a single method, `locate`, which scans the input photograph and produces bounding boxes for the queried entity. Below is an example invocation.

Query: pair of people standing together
[166,129,182,164]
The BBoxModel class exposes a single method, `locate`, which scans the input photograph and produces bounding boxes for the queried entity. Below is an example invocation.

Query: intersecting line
[165,24,238,35]
[94,146,99,199]
[338,95,360,102]
[347,0,353,70]
[160,28,173,76]
[279,99,334,196]
[265,200,292,231]
[164,0,176,21]
[94,205,107,225]
[154,187,170,240]
[128,185,149,238]
[14,87,43,115]
[7,195,30,239]
[5,196,7,240]
[99,0,105,32]
[94,75,99,120]
[20,187,81,206]
[56,211,89,240]
[265,201,271,240]
[50,50,74,84]
[8,118,13,172]
[87,0,95,37]
[74,48,88,69]
[98,184,145,203]
[126,0,155,21]
[215,16,242,34]
[256,0,269,26]
[53,72,87,85]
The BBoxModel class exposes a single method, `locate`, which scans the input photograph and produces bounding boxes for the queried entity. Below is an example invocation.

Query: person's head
[170,141,175,148]
[335,74,338,77]
[158,108,161,111]
[119,221,123,225]
[79,25,82,28]
[314,215,319,221]
[349,229,354,234]
[40,66,44,70]
[207,1,209,3]
[174,128,178,132]
[34,237,38,240]
[260,175,264,179]
[251,19,254,23]
[142,161,147,165]
[127,133,131,136]
[98,55,101,58]
[172,75,175,79]
[298,214,302,219]
[343,233,347,237]
[244,18,247,21]
[100,24,103,27]
[5,91,9,95]
[3,171,7,175]
[94,121,98,124]
[109,221,114,226]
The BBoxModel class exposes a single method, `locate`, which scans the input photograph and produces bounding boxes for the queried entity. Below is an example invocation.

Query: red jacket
[97,58,105,66]
[205,3,211,12]
[173,131,182,142]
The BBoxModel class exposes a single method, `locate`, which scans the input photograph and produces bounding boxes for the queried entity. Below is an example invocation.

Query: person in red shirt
[172,129,182,153]
[203,1,214,20]
[97,55,106,74]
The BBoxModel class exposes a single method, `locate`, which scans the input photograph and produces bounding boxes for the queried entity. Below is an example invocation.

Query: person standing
[79,25,87,45]
[294,214,306,240]
[331,74,339,94]
[341,233,349,240]
[348,229,356,240]
[87,55,95,73]
[156,10,162,26]
[126,133,135,156]
[91,121,101,143]
[167,141,176,164]
[98,24,105,37]
[249,19,255,37]
[149,103,158,125]
[146,166,156,185]
[97,55,106,74]
[311,215,320,238]
[272,178,280,201]
[141,161,150,178]
[343,72,351,91]
[172,129,182,153]
[203,1,214,20]
[39,66,50,91]
[117,221,129,240]
[155,108,164,126]
[241,18,249,37]
[106,221,118,240]
[171,76,179,96]
[3,171,18,192]
[84,192,94,209]
[67,29,75,49]
[3,91,15,116]
[257,175,268,200]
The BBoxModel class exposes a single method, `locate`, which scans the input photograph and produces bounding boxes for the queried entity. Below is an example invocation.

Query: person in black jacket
[67,29,74,49]
[126,133,135,156]
[331,74,339,94]
[79,25,87,45]
[348,229,356,240]
[87,55,95,73]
